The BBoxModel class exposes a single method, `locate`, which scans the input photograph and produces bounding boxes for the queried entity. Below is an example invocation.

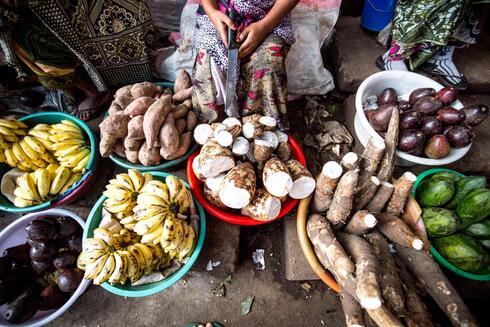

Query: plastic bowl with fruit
[0,112,98,213]
[355,71,488,166]
[0,208,90,326]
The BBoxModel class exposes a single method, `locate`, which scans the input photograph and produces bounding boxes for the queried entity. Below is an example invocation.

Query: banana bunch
[13,165,82,207]
[160,216,196,262]
[0,119,27,145]
[165,175,192,214]
[103,169,151,219]
[78,227,171,285]
[49,120,90,173]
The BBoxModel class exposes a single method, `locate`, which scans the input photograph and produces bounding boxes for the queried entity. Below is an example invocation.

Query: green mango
[456,188,490,229]
[422,207,460,237]
[446,176,487,209]
[416,178,455,207]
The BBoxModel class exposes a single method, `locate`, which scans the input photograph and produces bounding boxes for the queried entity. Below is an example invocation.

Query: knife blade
[224,8,239,118]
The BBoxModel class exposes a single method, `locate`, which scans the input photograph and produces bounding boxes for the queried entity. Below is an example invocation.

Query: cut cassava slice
[377,213,424,250]
[396,245,478,327]
[254,139,275,164]
[218,162,256,209]
[215,129,234,147]
[205,173,226,193]
[354,175,380,210]
[232,136,250,156]
[386,172,417,216]
[197,141,235,178]
[340,152,359,171]
[262,157,293,197]
[193,124,213,145]
[241,188,281,221]
[258,131,279,149]
[365,181,394,215]
[377,107,399,182]
[192,155,206,181]
[326,169,359,226]
[311,161,343,213]
[344,210,377,235]
[204,183,227,209]
[285,159,315,199]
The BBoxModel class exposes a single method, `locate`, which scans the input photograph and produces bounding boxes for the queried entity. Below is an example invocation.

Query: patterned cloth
[193,0,294,74]
[192,34,290,130]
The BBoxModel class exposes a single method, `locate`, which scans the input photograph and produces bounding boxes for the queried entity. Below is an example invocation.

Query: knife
[224,8,240,118]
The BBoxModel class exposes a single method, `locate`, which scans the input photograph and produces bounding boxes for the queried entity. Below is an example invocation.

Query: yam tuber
[204,183,227,209]
[386,172,417,216]
[158,114,179,159]
[124,115,145,151]
[340,152,359,171]
[377,213,424,250]
[115,85,131,98]
[99,111,130,157]
[365,182,394,215]
[124,97,155,117]
[232,136,250,156]
[357,138,385,193]
[396,245,478,327]
[172,87,192,102]
[354,176,380,210]
[340,288,365,327]
[241,188,281,221]
[259,116,277,131]
[219,162,256,209]
[125,149,139,163]
[243,120,264,139]
[192,155,206,181]
[163,132,192,160]
[276,142,291,161]
[326,169,359,226]
[377,107,399,182]
[130,82,162,98]
[285,159,315,199]
[215,129,234,147]
[254,139,275,164]
[108,102,123,116]
[114,94,133,109]
[262,157,293,197]
[337,232,382,310]
[174,70,192,93]
[311,161,343,213]
[197,140,235,178]
[143,95,172,147]
[138,141,160,166]
[193,123,213,145]
[259,131,279,149]
[242,113,263,124]
[344,210,377,235]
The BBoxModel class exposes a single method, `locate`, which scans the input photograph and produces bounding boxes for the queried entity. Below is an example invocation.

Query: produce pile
[78,169,197,285]
[307,108,478,326]
[191,115,315,221]
[0,215,83,324]
[0,119,91,207]
[365,86,488,159]
[417,171,490,273]
[99,71,196,165]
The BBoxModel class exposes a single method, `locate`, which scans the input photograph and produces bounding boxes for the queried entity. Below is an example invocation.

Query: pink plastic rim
[187,136,306,226]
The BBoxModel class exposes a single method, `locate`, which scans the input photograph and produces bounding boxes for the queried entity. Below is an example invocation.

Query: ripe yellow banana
[72,153,90,173]
[50,166,71,195]
[128,169,144,192]
[164,218,184,252]
[140,180,170,203]
[50,138,85,151]
[54,144,82,158]
[17,173,40,201]
[165,176,185,200]
[140,223,164,245]
[59,173,82,194]
[49,131,84,142]
[177,223,196,261]
[123,250,141,283]
[119,215,136,225]
[133,205,166,221]
[0,137,10,150]
[52,122,82,134]
[31,123,51,132]
[0,150,5,163]
[160,217,175,250]
[104,184,133,201]
[0,119,27,130]
[108,252,126,285]
[127,245,146,277]
[19,139,40,161]
[104,197,135,214]
[23,136,46,153]
[3,134,18,143]
[12,143,30,165]
[13,197,38,207]
[133,213,165,236]
[77,252,87,270]
[93,253,115,285]
[93,227,114,246]
[60,148,90,168]
[4,148,18,167]
[133,243,154,274]
[136,194,168,207]
[114,173,135,192]
[46,163,59,175]
[84,253,109,280]
[0,125,16,137]
[83,238,109,252]
[34,168,51,200]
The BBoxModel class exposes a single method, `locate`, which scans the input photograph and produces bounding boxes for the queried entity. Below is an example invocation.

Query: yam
[311,161,343,213]
[247,142,256,163]
[197,140,235,178]
[183,99,192,109]
[258,131,279,149]
[365,182,394,215]
[377,107,399,181]
[124,97,155,117]
[274,129,288,144]
[205,173,226,193]
[130,82,162,98]
[218,162,256,209]
[114,94,133,109]
[227,124,242,138]
[243,121,264,139]
[192,155,206,181]
[172,87,192,102]
[276,142,291,161]
[193,124,213,145]
[99,111,130,157]
[204,183,227,209]
[285,159,315,199]
[175,118,187,135]
[262,157,293,197]
[143,95,172,147]
[385,172,417,216]
[353,176,380,210]
[242,114,262,124]
[241,188,281,221]
[115,85,132,98]
[215,129,234,147]
[124,115,145,150]
[158,114,179,158]
[186,111,198,131]
[138,141,160,166]
[259,116,277,131]
[340,152,359,171]
[124,138,143,152]
[232,136,249,156]
[172,103,189,119]
[222,117,241,128]
[326,169,359,226]
[377,213,424,250]
[125,149,139,163]
[254,139,275,164]
[344,210,377,235]
[174,70,192,93]
[357,138,385,192]
[162,132,192,160]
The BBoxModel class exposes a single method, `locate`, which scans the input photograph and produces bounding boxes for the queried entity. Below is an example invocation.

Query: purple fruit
[56,269,83,293]
[436,87,458,106]
[446,125,474,148]
[414,96,443,115]
[463,105,488,126]
[420,116,443,137]
[424,135,451,159]
[368,104,396,132]
[397,100,412,112]
[399,111,421,130]
[398,129,425,153]
[378,88,397,106]
[409,88,436,105]
[436,107,465,125]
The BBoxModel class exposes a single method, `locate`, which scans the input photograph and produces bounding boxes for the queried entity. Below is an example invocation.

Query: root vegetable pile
[99,72,195,165]
[191,115,315,221]
[307,135,478,326]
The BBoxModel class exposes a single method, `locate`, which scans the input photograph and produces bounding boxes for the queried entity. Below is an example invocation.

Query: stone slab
[455,33,490,95]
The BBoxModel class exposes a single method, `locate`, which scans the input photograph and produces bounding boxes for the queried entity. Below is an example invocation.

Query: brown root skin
[364,231,405,318]
[311,161,343,213]
[377,107,399,181]
[124,97,155,117]
[172,103,189,119]
[174,70,192,93]
[344,210,377,235]
[143,95,172,147]
[285,159,315,199]
[276,142,291,161]
[393,256,434,327]
[241,188,281,221]
[365,182,394,215]
[337,232,382,310]
[186,111,198,131]
[163,132,191,160]
[326,169,359,226]
[125,148,139,163]
[138,141,160,166]
[353,176,380,210]
[175,118,187,135]
[99,111,130,157]
[158,114,179,158]
[113,140,126,158]
[357,138,385,193]
[218,162,256,209]
[386,172,417,216]
[340,288,365,327]
[197,140,235,178]
[172,87,192,102]
[377,213,424,250]
[395,245,478,327]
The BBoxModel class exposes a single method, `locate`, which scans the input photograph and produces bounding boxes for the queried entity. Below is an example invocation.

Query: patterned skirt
[191,34,290,131]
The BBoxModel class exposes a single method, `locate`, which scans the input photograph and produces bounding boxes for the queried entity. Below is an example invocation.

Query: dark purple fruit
[56,269,83,293]
[4,294,41,323]
[424,135,451,159]
[54,216,79,240]
[53,252,77,270]
[436,107,465,125]
[25,219,56,242]
[398,129,425,153]
[420,116,443,137]
[436,87,458,106]
[414,96,443,115]
[0,277,25,305]
[409,88,436,105]
[446,125,474,148]
[409,141,425,156]
[0,256,11,279]
[66,234,82,254]
[3,243,31,265]
[29,242,58,262]
[399,111,421,130]
[463,105,489,126]
[368,104,396,132]
[397,100,412,112]
[40,284,68,310]
[31,260,54,274]
[10,261,32,278]
[378,88,397,106]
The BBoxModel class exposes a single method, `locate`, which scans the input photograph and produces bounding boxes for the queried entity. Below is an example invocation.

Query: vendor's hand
[237,22,269,58]
[208,9,237,47]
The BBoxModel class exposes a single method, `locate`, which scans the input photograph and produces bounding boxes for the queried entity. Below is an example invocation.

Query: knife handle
[227,8,238,49]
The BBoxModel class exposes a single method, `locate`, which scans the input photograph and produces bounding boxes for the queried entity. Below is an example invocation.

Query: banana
[34,168,51,200]
[60,148,90,168]
[13,197,38,207]
[61,120,82,130]
[93,228,113,246]
[84,253,109,279]
[143,173,153,184]
[46,163,59,175]
[0,125,16,137]
[83,238,109,252]
[122,250,141,283]
[127,169,145,192]
[54,144,83,158]
[123,222,135,231]
[50,138,85,151]
[0,150,5,163]
[59,173,82,194]
[108,252,126,285]
[133,243,154,274]
[3,134,18,143]
[84,249,108,262]
[127,245,146,277]
[178,223,196,261]
[4,148,18,167]
[77,252,87,270]
[140,223,164,245]
[164,218,184,252]
[50,166,71,195]
[104,184,133,201]
[12,129,26,136]
[31,123,51,132]
[17,173,41,201]
[119,215,136,225]
[136,194,168,207]
[23,136,46,153]
[72,153,90,173]
[19,139,40,161]
[0,138,9,150]
[12,143,30,165]
[140,180,170,203]
[172,187,192,213]
[49,131,84,142]
[133,213,165,235]
[93,253,116,285]
[0,119,27,130]
[52,122,82,134]
[165,175,184,200]
[133,205,166,221]
[160,217,175,250]
[104,197,135,214]
[114,173,135,192]
[14,186,35,200]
